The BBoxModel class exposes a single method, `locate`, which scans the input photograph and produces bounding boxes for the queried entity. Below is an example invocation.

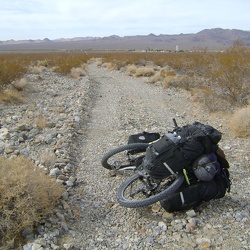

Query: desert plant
[148,71,162,83]
[125,65,138,76]
[191,86,232,112]
[102,62,117,70]
[0,55,29,89]
[27,65,46,74]
[34,111,47,129]
[0,89,24,104]
[208,41,250,105]
[160,67,176,78]
[0,156,63,248]
[12,78,28,91]
[70,64,87,79]
[162,75,193,90]
[134,67,155,77]
[230,105,250,137]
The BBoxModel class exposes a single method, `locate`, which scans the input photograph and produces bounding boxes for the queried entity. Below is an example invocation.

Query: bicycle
[101,119,185,208]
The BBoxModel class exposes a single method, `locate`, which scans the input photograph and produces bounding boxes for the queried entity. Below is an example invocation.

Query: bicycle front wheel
[101,143,149,170]
[116,172,184,208]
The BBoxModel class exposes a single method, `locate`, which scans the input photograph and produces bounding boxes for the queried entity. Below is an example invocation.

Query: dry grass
[230,105,250,137]
[134,67,155,77]
[0,89,24,104]
[125,65,138,76]
[70,64,88,79]
[0,45,249,128]
[160,67,176,78]
[0,156,63,248]
[34,111,47,129]
[12,78,28,91]
[190,86,232,112]
[39,151,56,168]
[148,71,162,83]
[162,75,193,90]
[27,65,46,74]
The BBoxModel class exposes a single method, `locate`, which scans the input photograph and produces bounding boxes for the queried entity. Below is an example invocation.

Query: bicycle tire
[101,143,149,170]
[116,172,184,208]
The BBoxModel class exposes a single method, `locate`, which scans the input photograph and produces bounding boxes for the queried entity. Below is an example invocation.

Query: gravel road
[1,61,249,249]
[59,63,250,249]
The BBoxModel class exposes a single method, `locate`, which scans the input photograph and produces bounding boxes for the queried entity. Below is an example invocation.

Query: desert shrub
[0,89,24,104]
[34,111,47,129]
[125,65,138,76]
[191,86,232,112]
[95,58,103,67]
[134,67,155,77]
[27,65,46,74]
[230,105,250,137]
[51,54,91,75]
[70,64,88,79]
[0,55,29,89]
[208,41,250,105]
[160,67,176,78]
[36,59,50,67]
[162,75,193,90]
[0,156,63,247]
[102,62,117,70]
[148,71,162,83]
[12,78,27,91]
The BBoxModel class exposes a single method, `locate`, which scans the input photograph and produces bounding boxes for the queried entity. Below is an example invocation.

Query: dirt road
[59,63,249,249]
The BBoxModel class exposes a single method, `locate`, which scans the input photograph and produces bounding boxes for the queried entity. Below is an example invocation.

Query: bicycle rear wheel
[101,143,149,170]
[116,172,184,208]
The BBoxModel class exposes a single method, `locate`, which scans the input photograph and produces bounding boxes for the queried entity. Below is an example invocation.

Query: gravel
[0,61,249,250]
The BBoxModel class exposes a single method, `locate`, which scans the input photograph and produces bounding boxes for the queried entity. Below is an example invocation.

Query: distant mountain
[1,28,250,51]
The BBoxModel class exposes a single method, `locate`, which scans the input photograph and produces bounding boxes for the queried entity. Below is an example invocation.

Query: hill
[0,28,250,51]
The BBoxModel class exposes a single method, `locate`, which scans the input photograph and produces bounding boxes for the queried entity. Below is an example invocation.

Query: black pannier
[127,132,160,154]
[142,122,222,180]
[174,123,220,154]
[160,168,230,212]
[143,134,204,179]
[128,131,160,144]
[160,179,219,212]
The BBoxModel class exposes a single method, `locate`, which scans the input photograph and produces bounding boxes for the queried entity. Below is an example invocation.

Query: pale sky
[1,0,249,41]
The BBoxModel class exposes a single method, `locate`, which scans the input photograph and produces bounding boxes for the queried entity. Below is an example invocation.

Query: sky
[1,0,249,41]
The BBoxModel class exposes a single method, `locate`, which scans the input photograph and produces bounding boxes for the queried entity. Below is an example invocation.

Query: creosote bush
[208,41,250,105]
[230,105,250,137]
[0,156,63,247]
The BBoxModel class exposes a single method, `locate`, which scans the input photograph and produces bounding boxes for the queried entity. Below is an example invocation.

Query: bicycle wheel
[101,143,149,170]
[116,172,184,208]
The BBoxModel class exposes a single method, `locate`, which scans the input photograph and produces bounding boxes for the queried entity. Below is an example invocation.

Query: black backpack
[143,122,222,180]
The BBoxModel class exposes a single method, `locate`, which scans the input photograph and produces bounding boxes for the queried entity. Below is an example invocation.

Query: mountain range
[1,28,250,51]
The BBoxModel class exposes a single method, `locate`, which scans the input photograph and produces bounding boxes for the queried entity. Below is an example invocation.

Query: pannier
[128,131,160,144]
[127,132,160,154]
[160,148,231,212]
[143,122,222,180]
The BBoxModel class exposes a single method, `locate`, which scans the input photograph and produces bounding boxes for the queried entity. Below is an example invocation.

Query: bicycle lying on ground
[101,119,185,208]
